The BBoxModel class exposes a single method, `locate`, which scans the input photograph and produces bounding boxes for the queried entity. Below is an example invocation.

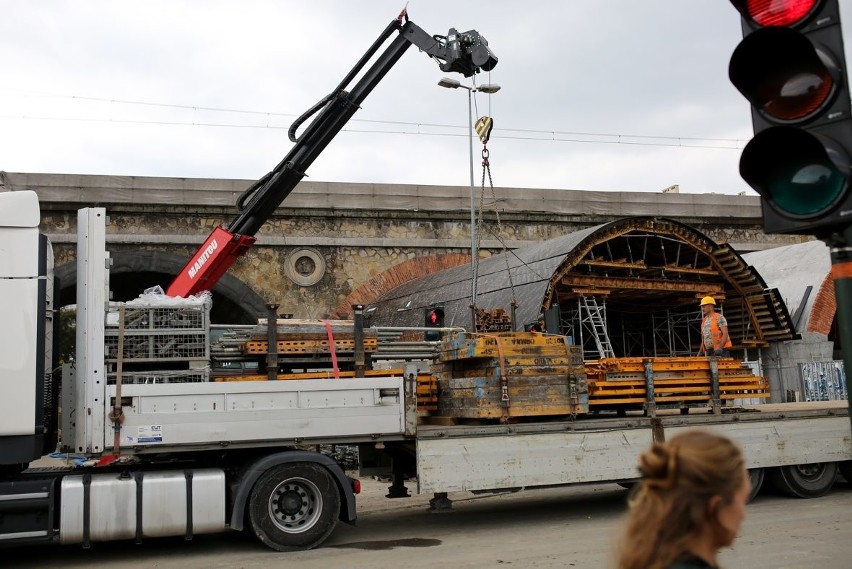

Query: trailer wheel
[747,468,764,502]
[767,462,837,498]
[248,462,340,551]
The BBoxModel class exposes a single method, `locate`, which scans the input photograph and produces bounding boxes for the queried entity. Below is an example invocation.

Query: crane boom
[166,11,497,297]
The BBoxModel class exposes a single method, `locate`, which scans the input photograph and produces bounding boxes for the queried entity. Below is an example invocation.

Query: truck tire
[248,462,341,551]
[747,468,764,502]
[767,462,837,498]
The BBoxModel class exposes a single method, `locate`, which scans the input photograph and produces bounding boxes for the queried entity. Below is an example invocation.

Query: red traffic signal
[737,0,818,27]
[424,307,445,341]
[728,0,852,236]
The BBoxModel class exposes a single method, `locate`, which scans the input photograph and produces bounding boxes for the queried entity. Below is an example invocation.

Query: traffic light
[424,307,445,341]
[728,0,852,236]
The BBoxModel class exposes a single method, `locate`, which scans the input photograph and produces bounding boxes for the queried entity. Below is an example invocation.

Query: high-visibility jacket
[701,312,732,350]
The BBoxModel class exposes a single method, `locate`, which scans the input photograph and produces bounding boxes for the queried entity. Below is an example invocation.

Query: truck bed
[413,401,851,494]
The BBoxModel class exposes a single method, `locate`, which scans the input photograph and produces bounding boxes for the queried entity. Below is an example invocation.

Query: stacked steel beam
[585,356,770,408]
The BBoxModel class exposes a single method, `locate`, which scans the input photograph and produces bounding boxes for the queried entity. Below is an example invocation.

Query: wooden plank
[243,338,378,355]
[562,274,725,293]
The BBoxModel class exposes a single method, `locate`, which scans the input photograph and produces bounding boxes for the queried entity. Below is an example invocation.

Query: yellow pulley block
[475,116,493,144]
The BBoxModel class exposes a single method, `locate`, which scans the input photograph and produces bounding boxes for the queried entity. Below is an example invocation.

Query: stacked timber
[241,319,378,357]
[474,307,513,333]
[211,319,379,381]
[433,332,589,420]
[416,373,439,413]
[586,356,770,408]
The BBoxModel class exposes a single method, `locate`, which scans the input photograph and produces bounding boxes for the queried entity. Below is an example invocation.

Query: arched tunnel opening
[55,250,268,325]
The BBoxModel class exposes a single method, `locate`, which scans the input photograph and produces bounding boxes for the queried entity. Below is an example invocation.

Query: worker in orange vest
[697,296,732,357]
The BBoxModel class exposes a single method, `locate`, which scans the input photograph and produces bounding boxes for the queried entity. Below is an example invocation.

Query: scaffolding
[652,309,701,357]
[556,297,615,360]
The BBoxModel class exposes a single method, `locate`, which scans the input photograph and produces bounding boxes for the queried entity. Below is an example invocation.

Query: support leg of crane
[429,492,453,511]
[385,476,410,498]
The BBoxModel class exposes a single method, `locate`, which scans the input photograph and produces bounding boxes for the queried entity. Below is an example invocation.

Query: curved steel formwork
[366,217,796,358]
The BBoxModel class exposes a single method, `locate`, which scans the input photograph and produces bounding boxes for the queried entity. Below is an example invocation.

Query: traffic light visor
[737,0,818,27]
[740,127,848,217]
[729,27,835,122]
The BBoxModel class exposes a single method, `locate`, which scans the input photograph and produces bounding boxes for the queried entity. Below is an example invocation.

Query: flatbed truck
[1,192,850,552]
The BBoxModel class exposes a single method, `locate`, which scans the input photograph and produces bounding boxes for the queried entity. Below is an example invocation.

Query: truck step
[0,476,56,545]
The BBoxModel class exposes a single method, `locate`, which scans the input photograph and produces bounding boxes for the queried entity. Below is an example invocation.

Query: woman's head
[618,430,749,569]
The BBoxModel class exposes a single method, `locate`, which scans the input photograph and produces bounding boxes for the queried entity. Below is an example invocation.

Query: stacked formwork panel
[585,356,770,409]
[432,332,590,420]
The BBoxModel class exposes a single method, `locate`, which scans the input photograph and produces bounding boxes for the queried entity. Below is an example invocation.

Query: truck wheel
[767,462,837,498]
[747,468,764,502]
[248,462,340,551]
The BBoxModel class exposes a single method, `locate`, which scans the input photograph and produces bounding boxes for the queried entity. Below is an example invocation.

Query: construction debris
[474,307,513,333]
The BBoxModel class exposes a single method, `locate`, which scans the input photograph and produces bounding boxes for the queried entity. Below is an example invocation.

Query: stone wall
[41,203,798,321]
[20,171,809,322]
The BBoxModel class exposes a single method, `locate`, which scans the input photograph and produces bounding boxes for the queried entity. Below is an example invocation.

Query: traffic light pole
[828,226,852,433]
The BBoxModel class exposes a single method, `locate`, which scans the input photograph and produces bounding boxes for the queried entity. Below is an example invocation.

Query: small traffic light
[728,0,852,236]
[524,322,543,333]
[424,307,445,341]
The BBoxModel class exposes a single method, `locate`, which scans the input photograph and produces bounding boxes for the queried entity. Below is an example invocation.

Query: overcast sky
[0,1,811,195]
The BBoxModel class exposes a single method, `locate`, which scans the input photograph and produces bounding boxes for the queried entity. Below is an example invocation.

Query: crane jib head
[441,28,498,77]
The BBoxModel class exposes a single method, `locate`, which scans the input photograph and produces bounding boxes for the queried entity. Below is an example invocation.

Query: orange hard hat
[700,296,716,306]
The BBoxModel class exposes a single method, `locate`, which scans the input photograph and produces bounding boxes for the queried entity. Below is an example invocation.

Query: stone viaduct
[1,172,808,324]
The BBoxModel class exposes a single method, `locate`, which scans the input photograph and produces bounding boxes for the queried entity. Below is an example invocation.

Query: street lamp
[437,78,501,313]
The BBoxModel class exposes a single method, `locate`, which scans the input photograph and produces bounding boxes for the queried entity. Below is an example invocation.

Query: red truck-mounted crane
[166,9,497,297]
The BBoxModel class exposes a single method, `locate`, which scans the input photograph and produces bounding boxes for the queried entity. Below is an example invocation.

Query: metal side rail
[105,377,406,454]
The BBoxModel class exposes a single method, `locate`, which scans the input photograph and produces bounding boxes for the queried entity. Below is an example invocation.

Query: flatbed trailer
[2,205,851,552]
[4,5,852,554]
[411,402,851,497]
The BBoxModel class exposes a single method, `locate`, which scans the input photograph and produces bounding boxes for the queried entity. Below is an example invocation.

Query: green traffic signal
[741,127,847,217]
[740,127,850,230]
[769,162,844,216]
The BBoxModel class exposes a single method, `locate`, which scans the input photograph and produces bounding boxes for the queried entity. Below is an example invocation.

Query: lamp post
[437,78,501,314]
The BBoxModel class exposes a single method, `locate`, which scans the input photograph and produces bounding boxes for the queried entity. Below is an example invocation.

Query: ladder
[580,296,615,359]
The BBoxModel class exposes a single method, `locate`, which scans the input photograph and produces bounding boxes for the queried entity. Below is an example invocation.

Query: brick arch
[807,274,836,336]
[332,253,471,318]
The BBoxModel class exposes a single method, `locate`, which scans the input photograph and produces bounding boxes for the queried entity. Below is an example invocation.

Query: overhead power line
[0,89,748,150]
